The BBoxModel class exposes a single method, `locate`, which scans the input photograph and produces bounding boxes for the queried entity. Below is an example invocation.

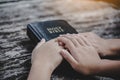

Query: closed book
[27,20,78,43]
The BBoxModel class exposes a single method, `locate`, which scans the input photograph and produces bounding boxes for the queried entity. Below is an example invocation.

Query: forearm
[97,39,120,76]
[98,60,120,76]
[108,39,120,55]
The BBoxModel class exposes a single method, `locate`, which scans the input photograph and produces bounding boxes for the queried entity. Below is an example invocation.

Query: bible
[27,20,78,43]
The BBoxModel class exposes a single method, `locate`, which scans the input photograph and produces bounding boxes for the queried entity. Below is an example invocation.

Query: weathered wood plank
[0,0,120,80]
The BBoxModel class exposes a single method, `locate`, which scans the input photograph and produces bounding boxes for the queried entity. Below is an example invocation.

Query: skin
[78,32,120,57]
[27,39,63,80]
[57,33,120,76]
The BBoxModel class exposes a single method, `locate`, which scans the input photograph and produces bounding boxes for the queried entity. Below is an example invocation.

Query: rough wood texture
[0,0,120,80]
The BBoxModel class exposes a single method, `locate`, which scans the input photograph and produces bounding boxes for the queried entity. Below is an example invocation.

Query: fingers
[58,34,92,47]
[57,37,76,50]
[60,34,80,47]
[78,35,92,46]
[75,35,86,46]
[60,49,78,68]
[79,32,99,42]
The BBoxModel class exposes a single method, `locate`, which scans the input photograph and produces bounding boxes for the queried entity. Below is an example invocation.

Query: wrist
[107,39,120,56]
[99,39,114,57]
[98,60,120,75]
[33,59,55,74]
[27,61,54,80]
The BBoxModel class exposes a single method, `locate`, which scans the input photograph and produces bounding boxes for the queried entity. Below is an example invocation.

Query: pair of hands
[30,32,119,77]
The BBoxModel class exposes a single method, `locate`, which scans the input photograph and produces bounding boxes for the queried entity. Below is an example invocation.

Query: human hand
[78,32,116,57]
[32,39,63,73]
[57,35,103,75]
[28,39,63,80]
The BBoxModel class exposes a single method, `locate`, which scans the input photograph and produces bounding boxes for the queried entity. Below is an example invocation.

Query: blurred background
[0,0,120,80]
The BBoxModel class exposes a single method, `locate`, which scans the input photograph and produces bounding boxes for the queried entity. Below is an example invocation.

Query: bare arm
[98,59,120,76]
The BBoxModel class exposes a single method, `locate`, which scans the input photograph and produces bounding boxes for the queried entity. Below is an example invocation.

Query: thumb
[32,38,46,57]
[35,38,46,49]
[31,39,45,64]
[60,49,78,68]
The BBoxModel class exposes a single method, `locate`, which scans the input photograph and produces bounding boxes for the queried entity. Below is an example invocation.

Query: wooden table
[0,0,120,80]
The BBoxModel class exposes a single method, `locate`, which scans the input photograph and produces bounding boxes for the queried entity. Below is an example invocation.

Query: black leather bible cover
[27,20,78,43]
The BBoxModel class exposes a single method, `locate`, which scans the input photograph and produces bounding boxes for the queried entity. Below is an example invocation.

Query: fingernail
[67,33,69,34]
[41,38,45,42]
[60,35,63,37]
[41,38,44,41]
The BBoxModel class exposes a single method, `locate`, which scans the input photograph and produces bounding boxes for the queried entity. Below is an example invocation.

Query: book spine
[27,24,42,43]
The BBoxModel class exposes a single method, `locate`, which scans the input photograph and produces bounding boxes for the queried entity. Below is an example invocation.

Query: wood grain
[0,0,120,80]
